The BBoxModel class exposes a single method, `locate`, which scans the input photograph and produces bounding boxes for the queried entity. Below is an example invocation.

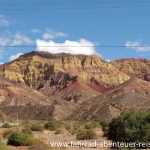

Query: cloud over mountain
[36,38,96,55]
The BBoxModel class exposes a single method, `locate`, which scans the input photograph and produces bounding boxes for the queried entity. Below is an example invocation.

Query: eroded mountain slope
[112,58,150,81]
[70,77,150,120]
[0,77,54,120]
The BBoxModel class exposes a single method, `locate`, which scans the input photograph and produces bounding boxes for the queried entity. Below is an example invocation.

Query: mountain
[0,51,150,121]
[70,77,150,120]
[0,77,54,120]
[0,51,129,100]
[111,58,150,82]
[0,51,130,120]
[0,51,129,87]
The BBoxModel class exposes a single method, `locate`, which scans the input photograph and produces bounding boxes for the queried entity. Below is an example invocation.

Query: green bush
[76,129,97,140]
[44,121,59,131]
[21,128,33,135]
[0,140,10,150]
[100,120,109,128]
[8,131,34,146]
[100,120,110,136]
[2,123,11,128]
[31,125,43,131]
[85,121,100,129]
[108,111,150,148]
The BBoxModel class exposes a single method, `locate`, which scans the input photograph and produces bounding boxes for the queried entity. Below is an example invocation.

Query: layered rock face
[0,51,129,91]
[111,58,150,81]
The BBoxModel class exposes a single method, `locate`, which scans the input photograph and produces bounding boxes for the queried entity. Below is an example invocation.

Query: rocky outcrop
[111,58,150,82]
[0,51,129,90]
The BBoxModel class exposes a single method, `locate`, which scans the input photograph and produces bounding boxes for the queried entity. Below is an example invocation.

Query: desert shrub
[85,121,100,129]
[21,120,46,129]
[65,122,84,135]
[70,129,77,135]
[2,123,11,128]
[108,111,150,148]
[0,140,10,150]
[65,124,71,131]
[100,120,110,136]
[73,124,80,130]
[100,120,109,128]
[44,121,60,131]
[8,131,34,146]
[55,128,63,135]
[86,129,98,140]
[76,130,87,140]
[85,123,93,129]
[76,129,97,140]
[31,125,43,131]
[68,123,81,135]
[3,130,14,139]
[28,140,49,150]
[21,128,33,135]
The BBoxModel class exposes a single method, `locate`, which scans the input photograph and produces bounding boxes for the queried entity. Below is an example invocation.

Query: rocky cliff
[111,58,150,81]
[0,51,129,90]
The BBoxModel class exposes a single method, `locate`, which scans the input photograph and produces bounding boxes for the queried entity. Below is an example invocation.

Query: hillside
[70,77,150,120]
[111,58,150,81]
[0,77,54,120]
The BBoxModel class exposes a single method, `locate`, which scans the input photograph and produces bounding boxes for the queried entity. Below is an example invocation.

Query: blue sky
[0,0,150,63]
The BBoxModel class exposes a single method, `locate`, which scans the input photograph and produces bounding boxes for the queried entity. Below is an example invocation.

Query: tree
[108,111,150,146]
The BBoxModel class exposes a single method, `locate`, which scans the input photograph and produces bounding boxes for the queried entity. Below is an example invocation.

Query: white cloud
[9,53,23,61]
[42,29,67,40]
[11,32,34,46]
[125,40,150,52]
[0,15,10,27]
[0,32,34,47]
[0,32,34,61]
[31,28,41,33]
[36,38,96,55]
